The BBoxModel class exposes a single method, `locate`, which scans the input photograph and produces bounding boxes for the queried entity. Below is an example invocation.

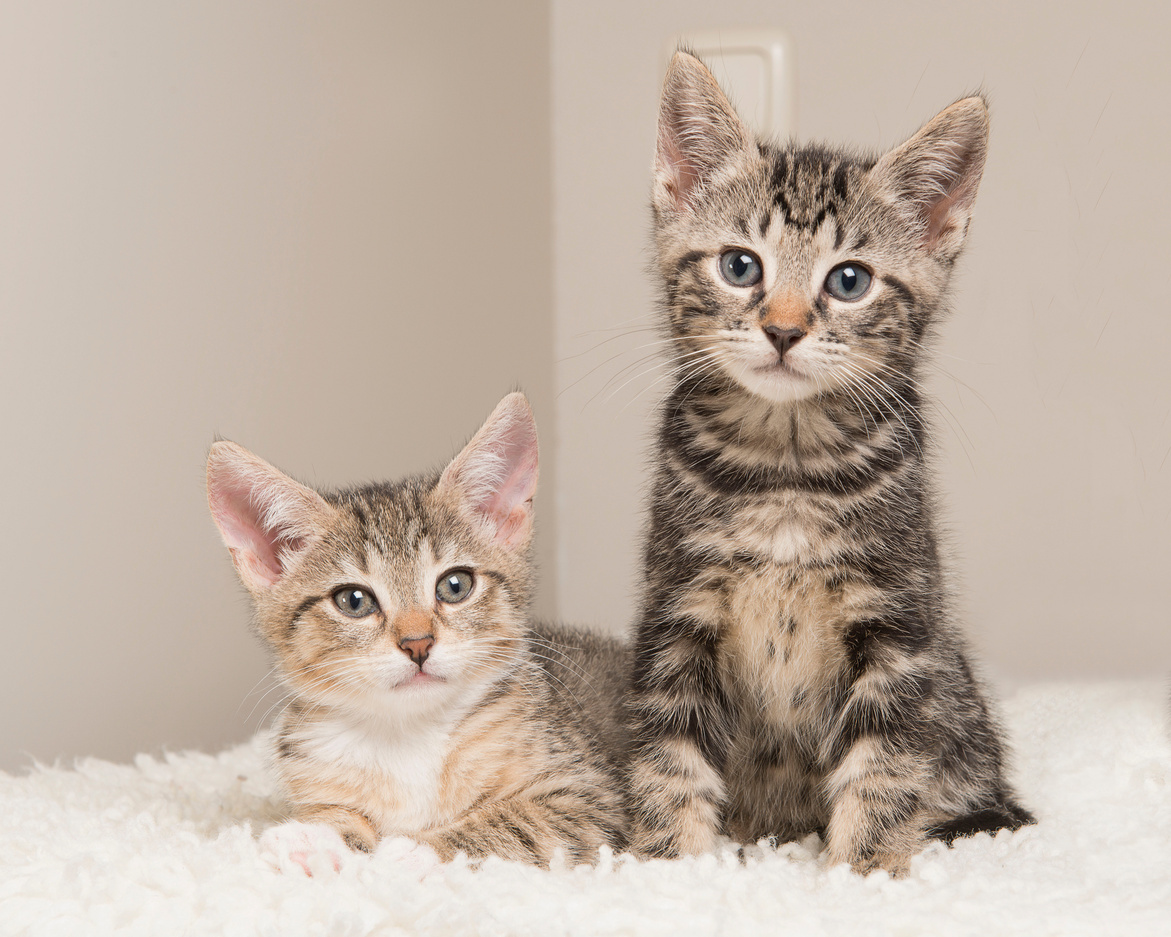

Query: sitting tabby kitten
[207,393,628,870]
[627,52,1033,874]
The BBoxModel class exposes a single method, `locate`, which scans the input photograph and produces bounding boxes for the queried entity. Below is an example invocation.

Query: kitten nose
[398,635,434,668]
[763,325,805,359]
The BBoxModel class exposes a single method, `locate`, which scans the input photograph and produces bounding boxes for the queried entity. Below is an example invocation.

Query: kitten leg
[821,738,930,875]
[627,605,736,858]
[628,737,727,858]
[417,788,624,867]
[820,649,935,875]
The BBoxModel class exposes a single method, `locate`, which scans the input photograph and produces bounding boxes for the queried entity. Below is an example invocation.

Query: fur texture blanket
[1,681,1168,936]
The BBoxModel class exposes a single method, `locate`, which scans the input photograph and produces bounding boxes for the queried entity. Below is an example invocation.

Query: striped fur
[208,394,628,868]
[627,53,1033,874]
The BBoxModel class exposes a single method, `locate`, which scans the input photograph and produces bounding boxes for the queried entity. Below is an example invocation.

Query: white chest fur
[298,712,458,834]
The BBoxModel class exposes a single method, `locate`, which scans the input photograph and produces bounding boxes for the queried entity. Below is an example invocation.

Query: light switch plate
[664,28,796,139]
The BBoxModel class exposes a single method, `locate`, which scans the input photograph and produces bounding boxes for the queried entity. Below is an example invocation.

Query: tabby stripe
[286,594,324,635]
[667,434,911,498]
[832,164,850,201]
[883,273,916,310]
[850,790,922,862]
[841,613,933,681]
[635,650,723,703]
[825,689,931,767]
[633,696,733,770]
[501,818,541,862]
[634,614,720,659]
[674,250,707,275]
[476,674,520,710]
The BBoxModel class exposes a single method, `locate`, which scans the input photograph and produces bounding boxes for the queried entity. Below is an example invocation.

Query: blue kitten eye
[718,249,763,288]
[824,262,872,301]
[333,587,378,618]
[436,569,475,604]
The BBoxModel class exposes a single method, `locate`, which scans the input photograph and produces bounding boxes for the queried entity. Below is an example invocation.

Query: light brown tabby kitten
[207,393,628,872]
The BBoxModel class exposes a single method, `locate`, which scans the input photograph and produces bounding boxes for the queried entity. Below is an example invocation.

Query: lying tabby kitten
[627,52,1033,874]
[207,393,628,870]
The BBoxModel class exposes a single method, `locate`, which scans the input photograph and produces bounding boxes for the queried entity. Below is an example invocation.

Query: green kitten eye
[333,587,379,618]
[718,249,763,288]
[824,262,872,301]
[436,569,475,604]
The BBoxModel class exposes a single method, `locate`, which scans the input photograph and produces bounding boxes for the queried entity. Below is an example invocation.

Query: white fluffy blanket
[2,682,1169,936]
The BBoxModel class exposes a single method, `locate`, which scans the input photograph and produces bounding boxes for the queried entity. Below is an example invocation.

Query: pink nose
[398,636,434,668]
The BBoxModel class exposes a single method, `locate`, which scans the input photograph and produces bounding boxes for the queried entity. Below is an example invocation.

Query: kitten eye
[824,262,872,301]
[718,249,763,288]
[332,587,379,618]
[436,569,475,604]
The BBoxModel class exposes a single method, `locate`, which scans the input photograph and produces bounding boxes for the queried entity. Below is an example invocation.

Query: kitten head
[653,51,988,405]
[206,392,539,718]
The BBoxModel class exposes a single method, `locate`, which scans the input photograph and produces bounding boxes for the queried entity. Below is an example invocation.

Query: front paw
[631,823,722,859]
[259,821,353,876]
[825,843,912,878]
[377,836,444,879]
[852,849,912,878]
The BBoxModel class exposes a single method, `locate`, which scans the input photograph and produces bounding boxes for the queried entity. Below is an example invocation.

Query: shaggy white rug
[1,681,1168,937]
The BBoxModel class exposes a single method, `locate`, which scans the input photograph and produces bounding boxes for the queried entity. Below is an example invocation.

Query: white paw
[376,836,444,880]
[259,821,351,876]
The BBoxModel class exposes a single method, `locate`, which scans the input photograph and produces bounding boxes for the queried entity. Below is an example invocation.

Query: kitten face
[653,53,988,406]
[207,392,539,722]
[253,485,531,718]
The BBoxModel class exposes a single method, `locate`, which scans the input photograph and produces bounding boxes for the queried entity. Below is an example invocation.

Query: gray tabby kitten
[627,52,1033,874]
[207,393,628,871]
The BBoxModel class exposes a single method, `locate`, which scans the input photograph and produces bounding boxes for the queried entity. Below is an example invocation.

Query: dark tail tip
[926,801,1036,846]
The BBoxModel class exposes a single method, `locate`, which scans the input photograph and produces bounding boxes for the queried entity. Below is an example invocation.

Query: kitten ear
[655,50,752,212]
[869,95,990,257]
[206,441,334,593]
[438,392,538,550]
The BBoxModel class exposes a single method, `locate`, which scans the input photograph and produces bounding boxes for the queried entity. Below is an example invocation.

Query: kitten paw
[827,847,911,878]
[854,851,911,877]
[376,836,444,880]
[259,821,352,876]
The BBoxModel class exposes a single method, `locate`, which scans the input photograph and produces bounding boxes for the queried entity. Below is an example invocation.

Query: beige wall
[553,0,1171,681]
[4,0,1168,774]
[0,1,552,772]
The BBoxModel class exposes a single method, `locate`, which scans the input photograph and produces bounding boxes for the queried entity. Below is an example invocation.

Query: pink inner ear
[658,128,702,208]
[442,394,539,549]
[209,471,285,587]
[207,445,323,591]
[475,444,538,548]
[925,190,961,245]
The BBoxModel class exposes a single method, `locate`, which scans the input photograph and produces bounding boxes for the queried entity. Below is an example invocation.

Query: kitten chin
[718,348,823,403]
[208,393,629,868]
